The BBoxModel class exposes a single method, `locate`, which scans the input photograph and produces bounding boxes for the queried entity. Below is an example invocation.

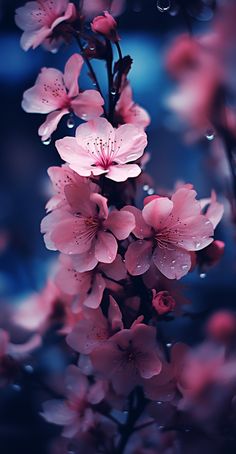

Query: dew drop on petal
[156,0,171,12]
[200,272,206,279]
[171,260,176,264]
[81,113,88,119]
[42,136,51,146]
[67,116,75,129]
[205,129,215,141]
[182,264,188,270]
[195,242,201,248]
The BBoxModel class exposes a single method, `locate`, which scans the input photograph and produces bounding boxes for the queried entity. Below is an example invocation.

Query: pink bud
[152,290,176,315]
[207,311,236,342]
[91,11,119,42]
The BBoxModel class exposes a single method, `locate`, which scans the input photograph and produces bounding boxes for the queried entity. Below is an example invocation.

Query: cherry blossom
[66,296,123,355]
[22,54,104,142]
[91,11,119,42]
[115,81,150,130]
[90,323,162,395]
[41,365,106,438]
[55,254,126,307]
[15,0,77,51]
[56,117,147,182]
[41,178,135,265]
[124,186,223,279]
[151,290,176,315]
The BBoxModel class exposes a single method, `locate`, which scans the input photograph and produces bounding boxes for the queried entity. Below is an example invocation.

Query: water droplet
[205,129,215,141]
[205,220,211,225]
[137,264,142,269]
[143,184,149,191]
[170,266,175,270]
[24,364,34,374]
[12,384,21,392]
[81,113,87,119]
[111,88,116,96]
[156,0,171,12]
[157,401,163,405]
[182,264,188,270]
[200,272,206,279]
[50,47,58,54]
[195,242,201,248]
[67,116,75,129]
[147,188,155,195]
[171,260,176,264]
[89,46,95,51]
[42,136,51,146]
[166,342,172,348]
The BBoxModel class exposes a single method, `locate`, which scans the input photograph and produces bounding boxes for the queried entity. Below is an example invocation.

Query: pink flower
[22,54,104,141]
[15,0,77,51]
[124,186,217,279]
[115,81,150,130]
[13,280,75,334]
[152,290,176,315]
[41,179,135,265]
[206,311,236,343]
[91,11,119,42]
[90,323,162,395]
[41,365,106,438]
[56,117,147,182]
[55,254,126,307]
[66,296,124,354]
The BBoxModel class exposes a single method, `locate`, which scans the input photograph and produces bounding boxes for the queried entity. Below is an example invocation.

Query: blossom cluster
[2,1,233,453]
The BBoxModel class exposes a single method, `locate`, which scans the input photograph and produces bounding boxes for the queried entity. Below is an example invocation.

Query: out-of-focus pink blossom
[55,254,126,307]
[91,323,162,395]
[41,365,106,438]
[206,311,236,343]
[56,117,147,182]
[91,11,119,42]
[22,54,104,141]
[115,81,150,130]
[41,179,135,265]
[152,290,176,315]
[15,0,77,51]
[124,186,220,279]
[82,0,125,19]
[13,280,75,334]
[66,296,123,354]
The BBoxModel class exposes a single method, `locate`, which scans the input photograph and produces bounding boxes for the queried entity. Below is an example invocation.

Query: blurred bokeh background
[0,0,235,452]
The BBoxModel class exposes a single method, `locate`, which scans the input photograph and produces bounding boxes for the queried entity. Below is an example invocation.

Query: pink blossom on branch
[56,117,147,182]
[41,178,135,266]
[15,0,77,51]
[22,54,104,141]
[124,186,223,279]
[115,80,150,130]
[90,323,162,395]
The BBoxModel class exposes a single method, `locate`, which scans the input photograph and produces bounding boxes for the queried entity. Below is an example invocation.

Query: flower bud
[152,290,176,315]
[91,11,120,42]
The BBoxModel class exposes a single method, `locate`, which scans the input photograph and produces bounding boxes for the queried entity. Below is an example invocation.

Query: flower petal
[153,246,191,279]
[104,209,135,240]
[125,240,153,275]
[142,197,173,230]
[95,232,117,263]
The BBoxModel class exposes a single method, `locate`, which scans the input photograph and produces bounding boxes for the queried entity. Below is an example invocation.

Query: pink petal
[104,209,135,240]
[71,250,98,272]
[41,400,77,426]
[95,231,117,263]
[64,54,83,98]
[205,199,224,228]
[22,68,68,113]
[90,193,109,220]
[152,246,191,279]
[125,240,153,275]
[66,364,89,399]
[38,108,69,141]
[75,117,115,149]
[67,310,108,354]
[108,296,123,331]
[90,342,122,377]
[106,163,141,182]
[84,273,106,308]
[122,206,152,239]
[20,27,51,51]
[114,123,147,164]
[142,197,173,230]
[100,254,127,281]
[51,216,95,254]
[56,136,97,177]
[71,90,104,119]
[171,187,201,219]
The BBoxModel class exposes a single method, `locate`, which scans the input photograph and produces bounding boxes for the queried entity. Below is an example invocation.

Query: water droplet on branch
[67,116,75,129]
[205,129,215,141]
[42,137,51,146]
[156,0,171,12]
